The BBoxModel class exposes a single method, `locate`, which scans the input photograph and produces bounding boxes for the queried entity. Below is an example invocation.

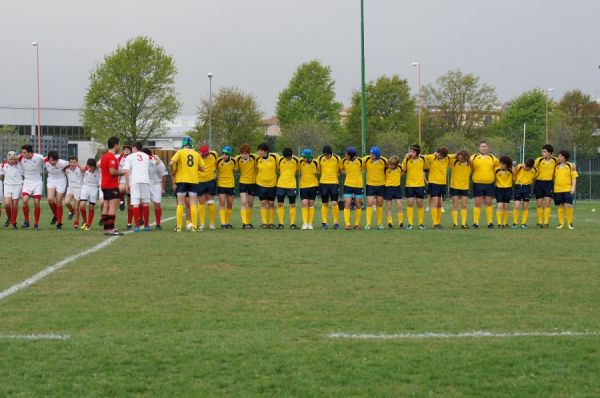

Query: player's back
[171,148,201,184]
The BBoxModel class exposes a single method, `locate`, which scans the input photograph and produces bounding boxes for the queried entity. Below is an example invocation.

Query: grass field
[1,199,599,397]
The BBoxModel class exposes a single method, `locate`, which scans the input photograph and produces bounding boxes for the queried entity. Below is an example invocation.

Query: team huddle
[0,139,168,235]
[168,137,579,232]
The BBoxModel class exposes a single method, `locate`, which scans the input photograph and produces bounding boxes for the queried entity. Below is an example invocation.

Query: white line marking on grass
[0,216,175,302]
[328,331,600,340]
[0,333,70,340]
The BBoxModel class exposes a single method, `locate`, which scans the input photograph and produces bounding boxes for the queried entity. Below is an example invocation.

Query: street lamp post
[360,0,367,156]
[207,72,214,149]
[545,88,555,144]
[411,62,422,146]
[32,41,41,153]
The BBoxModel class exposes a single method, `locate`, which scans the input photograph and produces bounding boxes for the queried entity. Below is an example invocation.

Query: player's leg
[55,190,65,229]
[354,196,363,229]
[406,195,415,228]
[226,193,234,227]
[207,189,216,229]
[246,189,255,227]
[416,196,425,229]
[513,199,522,227]
[543,195,552,227]
[320,185,330,228]
[175,186,187,231]
[289,192,297,229]
[430,192,439,227]
[239,190,248,227]
[375,194,384,228]
[522,197,530,227]
[218,193,228,228]
[365,194,375,229]
[331,185,340,228]
[395,198,404,228]
[386,199,393,227]
[276,189,286,228]
[451,194,459,227]
[484,194,494,227]
[472,190,483,228]
[3,195,13,228]
[47,187,58,225]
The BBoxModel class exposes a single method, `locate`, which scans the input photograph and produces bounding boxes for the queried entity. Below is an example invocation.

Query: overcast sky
[1,0,599,118]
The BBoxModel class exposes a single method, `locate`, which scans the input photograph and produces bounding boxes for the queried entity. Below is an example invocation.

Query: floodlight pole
[412,62,422,146]
[360,0,366,156]
[208,72,214,149]
[33,41,41,153]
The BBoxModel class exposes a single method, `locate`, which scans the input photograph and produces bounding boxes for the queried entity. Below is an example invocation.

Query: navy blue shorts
[300,187,318,200]
[534,180,553,199]
[217,187,234,196]
[405,186,425,199]
[513,184,532,202]
[384,186,402,200]
[277,188,297,203]
[175,183,197,196]
[238,183,257,196]
[553,192,573,205]
[428,183,446,197]
[197,179,216,196]
[366,184,385,197]
[473,183,495,197]
[343,186,364,199]
[257,185,276,201]
[319,183,339,203]
[495,187,513,203]
[449,188,469,197]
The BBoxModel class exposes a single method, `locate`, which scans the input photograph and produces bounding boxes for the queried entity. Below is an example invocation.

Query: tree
[279,121,334,155]
[276,60,343,133]
[423,69,498,139]
[493,89,547,159]
[555,89,600,155]
[345,75,417,156]
[193,86,264,152]
[83,36,181,144]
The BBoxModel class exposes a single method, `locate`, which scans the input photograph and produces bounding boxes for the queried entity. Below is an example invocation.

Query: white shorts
[119,176,127,185]
[130,183,150,205]
[4,184,23,200]
[0,183,3,198]
[66,185,82,200]
[22,179,43,197]
[98,188,104,201]
[80,185,99,205]
[149,183,162,203]
[47,178,67,194]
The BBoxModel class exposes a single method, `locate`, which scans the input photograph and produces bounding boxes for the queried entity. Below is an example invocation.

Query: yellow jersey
[299,158,319,188]
[342,157,364,188]
[198,150,218,183]
[170,148,203,184]
[402,155,428,188]
[449,158,472,190]
[216,157,236,188]
[424,154,450,185]
[317,154,342,184]
[494,167,513,188]
[277,156,299,189]
[363,156,388,186]
[256,153,279,187]
[235,154,257,184]
[553,162,578,193]
[385,166,402,187]
[470,153,500,184]
[514,165,537,185]
[534,156,558,181]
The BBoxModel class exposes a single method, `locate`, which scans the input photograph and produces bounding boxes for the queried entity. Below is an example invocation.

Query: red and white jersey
[65,166,84,188]
[19,153,44,181]
[83,167,101,187]
[1,162,25,185]
[149,157,168,185]
[123,151,151,185]
[45,158,69,180]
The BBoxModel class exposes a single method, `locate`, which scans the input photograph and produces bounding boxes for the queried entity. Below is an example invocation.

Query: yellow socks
[366,207,373,226]
[522,209,529,225]
[240,208,247,224]
[566,206,573,225]
[496,210,503,225]
[387,215,393,225]
[473,207,481,225]
[451,210,458,226]
[503,209,509,226]
[537,207,543,224]
[513,209,519,225]
[332,205,340,225]
[355,208,362,226]
[407,207,414,225]
[544,207,551,225]
[557,206,564,225]
[417,207,424,225]
[461,208,467,226]
[208,203,216,225]
[397,212,404,226]
[268,208,275,224]
[246,208,253,224]
[321,204,329,224]
[199,204,206,226]
[277,206,285,225]
[219,209,226,225]
[176,204,184,228]
[289,207,296,225]
[344,208,351,226]
[308,207,315,224]
[302,207,309,225]
[190,203,198,228]
[485,206,493,225]
[260,208,268,224]
[377,206,383,225]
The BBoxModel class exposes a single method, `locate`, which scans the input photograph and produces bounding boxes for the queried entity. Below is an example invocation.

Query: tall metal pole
[360,0,367,156]
[545,88,554,144]
[33,42,41,153]
[208,72,214,149]
[412,62,422,146]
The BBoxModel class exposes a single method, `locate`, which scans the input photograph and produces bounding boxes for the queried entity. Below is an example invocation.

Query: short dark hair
[282,147,293,157]
[86,158,96,167]
[558,150,570,161]
[411,144,421,155]
[108,136,120,149]
[322,145,333,155]
[524,158,535,168]
[21,144,33,153]
[437,147,448,157]
[500,155,513,168]
[68,156,78,161]
[142,148,152,156]
[479,140,487,145]
[240,143,251,154]
[47,150,59,160]
[134,141,143,151]
[542,144,554,154]
[257,142,269,152]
